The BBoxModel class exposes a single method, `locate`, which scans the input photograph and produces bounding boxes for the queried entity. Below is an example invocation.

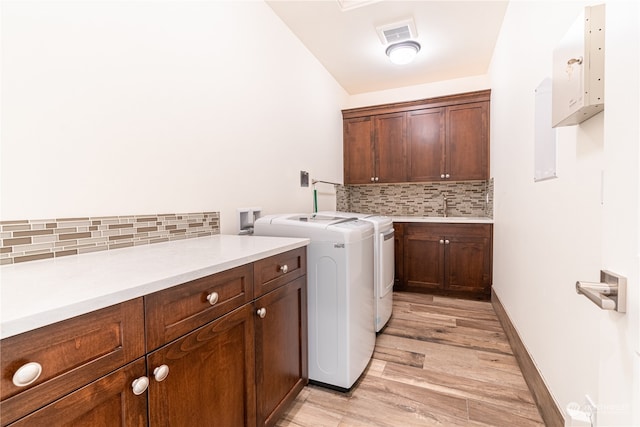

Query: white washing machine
[319,211,394,332]
[253,213,375,390]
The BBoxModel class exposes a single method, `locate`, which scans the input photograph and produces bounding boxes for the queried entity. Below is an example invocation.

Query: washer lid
[273,214,357,228]
[318,211,393,229]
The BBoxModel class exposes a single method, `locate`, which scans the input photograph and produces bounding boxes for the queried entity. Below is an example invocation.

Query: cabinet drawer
[7,358,148,427]
[253,248,306,298]
[406,223,492,238]
[0,298,145,426]
[145,264,253,351]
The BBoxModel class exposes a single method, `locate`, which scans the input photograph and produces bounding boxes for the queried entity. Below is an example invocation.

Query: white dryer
[319,211,394,332]
[253,213,375,390]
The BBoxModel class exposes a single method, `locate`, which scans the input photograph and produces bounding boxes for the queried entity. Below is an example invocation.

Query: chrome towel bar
[576,270,627,313]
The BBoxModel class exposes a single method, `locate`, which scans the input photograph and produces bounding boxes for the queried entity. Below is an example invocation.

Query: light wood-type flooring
[276,291,545,427]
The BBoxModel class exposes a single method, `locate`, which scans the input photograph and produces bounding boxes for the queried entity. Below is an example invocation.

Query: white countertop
[0,235,309,339]
[392,216,494,224]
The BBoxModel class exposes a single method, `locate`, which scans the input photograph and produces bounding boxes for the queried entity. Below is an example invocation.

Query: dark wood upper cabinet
[407,108,445,182]
[375,112,407,183]
[343,116,375,184]
[344,112,406,184]
[446,101,489,181]
[343,90,490,184]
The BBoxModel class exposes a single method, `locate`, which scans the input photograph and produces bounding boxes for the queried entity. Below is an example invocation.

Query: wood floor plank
[432,295,498,312]
[386,306,458,328]
[334,375,471,427]
[383,320,513,355]
[372,343,425,368]
[456,317,506,333]
[276,386,347,427]
[278,292,545,426]
[408,301,501,322]
[375,334,529,390]
[382,361,537,409]
[467,398,545,427]
[357,375,470,421]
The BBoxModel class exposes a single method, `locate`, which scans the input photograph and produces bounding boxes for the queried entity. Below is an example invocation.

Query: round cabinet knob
[445,174,451,179]
[153,365,170,382]
[440,174,445,179]
[375,177,379,182]
[131,376,149,395]
[445,240,450,245]
[439,239,444,245]
[206,291,219,306]
[279,264,288,274]
[12,362,42,387]
[370,177,375,182]
[256,308,267,319]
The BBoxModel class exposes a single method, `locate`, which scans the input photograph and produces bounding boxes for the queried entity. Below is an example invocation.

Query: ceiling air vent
[376,18,417,45]
[336,0,381,12]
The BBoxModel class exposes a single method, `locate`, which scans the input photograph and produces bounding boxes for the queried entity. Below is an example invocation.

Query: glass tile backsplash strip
[0,211,220,265]
[337,180,493,217]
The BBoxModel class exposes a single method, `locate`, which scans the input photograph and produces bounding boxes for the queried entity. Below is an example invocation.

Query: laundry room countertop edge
[0,235,309,339]
[391,216,494,224]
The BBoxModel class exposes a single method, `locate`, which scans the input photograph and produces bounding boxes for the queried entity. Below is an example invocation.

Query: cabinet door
[407,108,445,182]
[255,277,308,427]
[403,232,444,291]
[375,112,407,183]
[344,117,374,184]
[400,223,492,298]
[446,102,489,181]
[147,304,256,427]
[445,230,492,295]
[9,358,148,427]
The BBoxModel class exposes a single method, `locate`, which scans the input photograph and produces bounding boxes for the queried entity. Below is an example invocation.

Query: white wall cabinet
[552,4,605,127]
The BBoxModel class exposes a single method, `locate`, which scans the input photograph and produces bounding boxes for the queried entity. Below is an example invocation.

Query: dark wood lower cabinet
[2,249,308,427]
[255,277,307,427]
[395,222,493,299]
[8,358,148,427]
[404,230,444,290]
[147,304,257,427]
[147,277,308,427]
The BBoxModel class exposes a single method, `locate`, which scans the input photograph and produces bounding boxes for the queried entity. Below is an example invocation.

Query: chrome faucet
[442,194,448,217]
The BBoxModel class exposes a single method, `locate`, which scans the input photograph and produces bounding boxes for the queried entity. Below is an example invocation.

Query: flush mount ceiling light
[385,40,421,65]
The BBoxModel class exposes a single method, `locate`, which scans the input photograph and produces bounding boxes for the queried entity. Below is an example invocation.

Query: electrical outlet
[300,171,309,187]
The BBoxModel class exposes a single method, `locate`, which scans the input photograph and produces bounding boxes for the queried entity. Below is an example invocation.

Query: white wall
[489,1,639,425]
[598,1,640,424]
[0,0,348,234]
[345,74,491,109]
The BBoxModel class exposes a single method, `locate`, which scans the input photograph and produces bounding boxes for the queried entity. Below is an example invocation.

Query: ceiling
[266,0,509,95]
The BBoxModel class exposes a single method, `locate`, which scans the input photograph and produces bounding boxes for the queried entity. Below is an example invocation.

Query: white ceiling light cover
[386,41,421,65]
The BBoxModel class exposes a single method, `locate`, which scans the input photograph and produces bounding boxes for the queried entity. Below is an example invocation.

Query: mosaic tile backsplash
[0,211,220,265]
[336,180,493,217]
